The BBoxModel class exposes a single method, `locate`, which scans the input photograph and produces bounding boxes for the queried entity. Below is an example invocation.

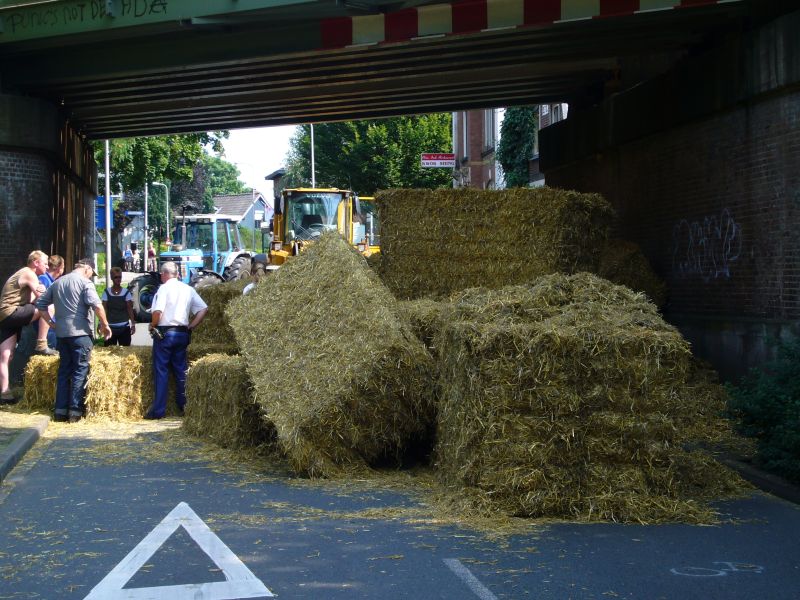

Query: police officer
[146,261,208,419]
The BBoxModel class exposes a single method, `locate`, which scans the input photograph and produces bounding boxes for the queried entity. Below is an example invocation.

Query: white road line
[443,558,499,600]
[84,502,272,599]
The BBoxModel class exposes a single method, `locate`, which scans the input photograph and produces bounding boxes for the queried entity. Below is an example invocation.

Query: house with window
[212,191,272,229]
[452,108,503,189]
[452,104,568,189]
[211,191,273,249]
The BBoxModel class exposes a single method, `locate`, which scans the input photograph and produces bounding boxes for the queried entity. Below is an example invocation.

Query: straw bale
[376,187,614,299]
[434,273,744,522]
[396,298,453,357]
[21,342,236,420]
[184,354,277,452]
[227,232,435,477]
[22,350,144,419]
[21,355,59,412]
[80,349,144,420]
[598,239,667,308]
[192,279,249,346]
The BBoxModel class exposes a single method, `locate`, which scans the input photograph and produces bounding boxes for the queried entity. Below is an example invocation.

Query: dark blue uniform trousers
[150,330,189,418]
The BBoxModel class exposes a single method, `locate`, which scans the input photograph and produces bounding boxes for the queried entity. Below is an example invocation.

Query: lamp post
[141,183,149,273]
[310,123,316,188]
[104,140,112,286]
[151,181,170,246]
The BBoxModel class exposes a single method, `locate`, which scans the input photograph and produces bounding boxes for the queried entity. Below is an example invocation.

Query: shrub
[727,338,800,482]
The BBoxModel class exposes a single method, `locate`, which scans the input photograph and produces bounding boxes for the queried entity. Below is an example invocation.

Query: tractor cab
[160,214,249,284]
[129,213,255,322]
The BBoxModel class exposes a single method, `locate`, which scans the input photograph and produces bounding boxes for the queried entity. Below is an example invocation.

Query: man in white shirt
[146,261,208,419]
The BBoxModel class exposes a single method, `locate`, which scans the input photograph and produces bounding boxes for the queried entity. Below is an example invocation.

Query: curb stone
[720,455,800,506]
[0,415,49,483]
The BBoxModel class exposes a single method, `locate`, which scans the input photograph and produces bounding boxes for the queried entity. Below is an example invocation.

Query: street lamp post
[143,182,148,273]
[151,181,170,247]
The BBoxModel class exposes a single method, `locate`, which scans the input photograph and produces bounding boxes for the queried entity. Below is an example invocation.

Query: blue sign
[96,196,114,230]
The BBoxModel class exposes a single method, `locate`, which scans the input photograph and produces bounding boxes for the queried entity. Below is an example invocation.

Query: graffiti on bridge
[671,208,742,281]
[2,0,168,35]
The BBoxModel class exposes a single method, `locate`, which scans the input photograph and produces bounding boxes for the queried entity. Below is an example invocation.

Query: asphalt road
[1,421,799,600]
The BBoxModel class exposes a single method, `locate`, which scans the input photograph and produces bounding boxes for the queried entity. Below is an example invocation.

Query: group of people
[122,242,157,272]
[0,251,207,423]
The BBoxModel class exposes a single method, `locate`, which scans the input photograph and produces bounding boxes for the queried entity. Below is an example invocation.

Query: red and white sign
[421,153,456,168]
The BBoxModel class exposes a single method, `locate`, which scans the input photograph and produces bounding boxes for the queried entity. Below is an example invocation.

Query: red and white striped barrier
[321,0,742,49]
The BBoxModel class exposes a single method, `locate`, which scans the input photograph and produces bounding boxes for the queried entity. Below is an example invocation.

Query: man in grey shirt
[36,258,112,423]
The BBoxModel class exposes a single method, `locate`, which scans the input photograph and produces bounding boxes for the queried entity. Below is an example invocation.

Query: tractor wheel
[191,272,224,289]
[129,273,160,323]
[225,255,252,282]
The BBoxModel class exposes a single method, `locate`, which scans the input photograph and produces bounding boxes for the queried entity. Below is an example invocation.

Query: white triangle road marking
[84,501,273,599]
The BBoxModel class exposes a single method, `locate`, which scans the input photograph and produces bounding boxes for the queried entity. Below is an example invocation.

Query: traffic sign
[126,211,144,216]
[421,153,456,168]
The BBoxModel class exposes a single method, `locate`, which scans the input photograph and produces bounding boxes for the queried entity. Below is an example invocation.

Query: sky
[220,125,297,197]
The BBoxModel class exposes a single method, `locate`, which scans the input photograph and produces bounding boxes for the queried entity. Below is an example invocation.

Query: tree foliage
[284,114,453,193]
[93,132,242,260]
[496,106,538,188]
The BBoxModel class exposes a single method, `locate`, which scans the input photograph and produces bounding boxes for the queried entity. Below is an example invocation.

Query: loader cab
[269,188,353,265]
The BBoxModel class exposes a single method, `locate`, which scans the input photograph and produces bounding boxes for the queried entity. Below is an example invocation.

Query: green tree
[93,132,228,260]
[202,153,248,198]
[284,114,452,193]
[496,106,538,188]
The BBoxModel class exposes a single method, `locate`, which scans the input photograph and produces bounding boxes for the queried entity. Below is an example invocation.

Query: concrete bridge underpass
[1,0,799,378]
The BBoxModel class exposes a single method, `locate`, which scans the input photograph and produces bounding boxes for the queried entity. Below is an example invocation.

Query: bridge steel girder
[0,0,785,139]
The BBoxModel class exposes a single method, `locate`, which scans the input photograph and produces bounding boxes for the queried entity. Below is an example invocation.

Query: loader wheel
[224,256,252,282]
[129,273,160,323]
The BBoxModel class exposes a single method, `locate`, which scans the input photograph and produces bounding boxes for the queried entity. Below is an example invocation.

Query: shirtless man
[0,251,48,403]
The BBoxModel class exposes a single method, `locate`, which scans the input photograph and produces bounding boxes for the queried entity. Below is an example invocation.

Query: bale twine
[193,279,249,346]
[227,232,435,477]
[598,239,667,308]
[184,354,277,452]
[434,273,744,523]
[376,187,614,299]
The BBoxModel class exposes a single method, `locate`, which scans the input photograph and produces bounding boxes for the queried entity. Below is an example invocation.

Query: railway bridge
[1,0,798,376]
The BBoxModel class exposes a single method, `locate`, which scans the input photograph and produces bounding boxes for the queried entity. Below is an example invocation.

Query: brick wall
[0,150,55,282]
[545,90,800,379]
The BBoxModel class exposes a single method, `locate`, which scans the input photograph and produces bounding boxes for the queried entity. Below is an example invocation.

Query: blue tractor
[129,213,267,322]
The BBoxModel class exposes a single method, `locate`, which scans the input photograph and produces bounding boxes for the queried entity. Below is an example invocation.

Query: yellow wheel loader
[268,188,380,267]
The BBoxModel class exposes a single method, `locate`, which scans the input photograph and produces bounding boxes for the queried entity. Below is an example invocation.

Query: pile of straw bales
[227,232,435,477]
[22,343,231,420]
[23,349,147,420]
[431,273,740,522]
[599,239,667,308]
[376,188,614,299]
[184,354,276,451]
